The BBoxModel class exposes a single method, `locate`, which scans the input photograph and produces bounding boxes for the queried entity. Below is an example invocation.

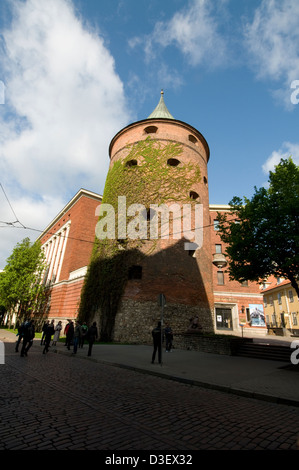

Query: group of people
[151,322,173,364]
[15,316,173,363]
[62,320,98,356]
[40,319,62,354]
[15,318,98,357]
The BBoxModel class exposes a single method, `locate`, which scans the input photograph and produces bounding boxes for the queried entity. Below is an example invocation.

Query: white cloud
[262,142,299,175]
[244,0,299,107]
[0,0,131,268]
[130,0,228,69]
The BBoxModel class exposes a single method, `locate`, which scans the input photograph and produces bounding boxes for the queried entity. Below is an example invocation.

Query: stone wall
[173,332,238,355]
[111,298,215,344]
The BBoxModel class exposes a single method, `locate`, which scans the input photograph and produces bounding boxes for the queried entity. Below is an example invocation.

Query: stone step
[234,341,291,362]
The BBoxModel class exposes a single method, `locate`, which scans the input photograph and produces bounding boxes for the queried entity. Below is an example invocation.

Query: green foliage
[79,137,203,340]
[78,246,141,341]
[217,158,299,294]
[0,237,48,322]
[103,136,200,207]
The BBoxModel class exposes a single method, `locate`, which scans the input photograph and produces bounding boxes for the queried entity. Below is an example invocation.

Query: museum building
[37,93,266,340]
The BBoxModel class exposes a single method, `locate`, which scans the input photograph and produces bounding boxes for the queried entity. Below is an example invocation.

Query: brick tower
[79,91,215,342]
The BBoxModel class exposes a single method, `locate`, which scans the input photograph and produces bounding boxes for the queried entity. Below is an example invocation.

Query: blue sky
[0,0,299,268]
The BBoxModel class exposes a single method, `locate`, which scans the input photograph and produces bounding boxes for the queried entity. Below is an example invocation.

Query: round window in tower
[167,158,181,167]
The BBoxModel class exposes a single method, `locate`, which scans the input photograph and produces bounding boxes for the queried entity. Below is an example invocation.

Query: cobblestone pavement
[1,341,299,452]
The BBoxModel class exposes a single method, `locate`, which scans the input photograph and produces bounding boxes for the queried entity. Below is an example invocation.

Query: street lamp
[212,253,227,270]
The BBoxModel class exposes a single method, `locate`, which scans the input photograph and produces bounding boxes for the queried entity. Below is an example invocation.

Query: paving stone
[0,341,299,451]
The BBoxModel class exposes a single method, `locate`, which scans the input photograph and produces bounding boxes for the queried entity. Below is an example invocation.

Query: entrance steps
[232,338,291,362]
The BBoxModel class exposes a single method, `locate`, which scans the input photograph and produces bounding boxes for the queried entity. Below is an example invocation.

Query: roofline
[36,188,102,241]
[262,279,292,293]
[109,117,210,162]
[209,204,232,211]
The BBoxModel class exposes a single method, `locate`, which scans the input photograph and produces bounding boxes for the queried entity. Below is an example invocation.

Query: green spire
[147,90,174,119]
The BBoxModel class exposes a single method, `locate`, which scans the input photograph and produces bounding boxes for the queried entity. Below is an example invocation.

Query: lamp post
[212,253,227,270]
[212,253,228,332]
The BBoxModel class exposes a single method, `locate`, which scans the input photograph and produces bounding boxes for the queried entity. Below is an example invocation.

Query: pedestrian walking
[87,322,98,357]
[42,320,55,354]
[20,320,35,357]
[73,321,82,354]
[79,322,88,348]
[64,320,71,346]
[65,321,74,350]
[164,323,173,352]
[52,321,62,346]
[40,320,49,345]
[15,320,25,352]
[151,321,162,364]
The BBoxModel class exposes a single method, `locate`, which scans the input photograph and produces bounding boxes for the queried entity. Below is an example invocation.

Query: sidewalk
[1,329,299,407]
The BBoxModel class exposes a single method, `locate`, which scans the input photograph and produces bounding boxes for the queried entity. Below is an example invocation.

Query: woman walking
[52,321,62,346]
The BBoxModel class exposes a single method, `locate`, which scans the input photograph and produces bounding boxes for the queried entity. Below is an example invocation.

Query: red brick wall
[209,207,261,295]
[58,196,99,280]
[109,118,215,332]
[40,194,100,281]
[209,207,264,327]
[40,192,101,323]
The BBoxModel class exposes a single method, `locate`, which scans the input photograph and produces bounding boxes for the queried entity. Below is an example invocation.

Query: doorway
[216,307,233,330]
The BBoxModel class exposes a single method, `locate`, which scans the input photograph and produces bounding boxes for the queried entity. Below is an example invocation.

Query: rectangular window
[128,265,142,280]
[277,293,282,305]
[213,220,219,230]
[215,244,222,253]
[217,271,224,285]
[264,297,267,307]
[289,290,294,303]
[292,313,298,326]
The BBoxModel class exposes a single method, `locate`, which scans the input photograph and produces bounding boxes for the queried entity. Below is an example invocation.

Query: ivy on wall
[78,136,203,341]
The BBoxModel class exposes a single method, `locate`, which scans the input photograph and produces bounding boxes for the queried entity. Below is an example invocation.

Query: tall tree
[0,237,47,324]
[217,158,299,295]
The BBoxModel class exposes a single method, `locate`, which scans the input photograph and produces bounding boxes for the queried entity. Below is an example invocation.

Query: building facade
[37,189,102,325]
[262,277,299,336]
[76,93,215,341]
[210,204,265,337]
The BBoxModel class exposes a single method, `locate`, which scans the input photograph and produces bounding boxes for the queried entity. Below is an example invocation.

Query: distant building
[262,277,299,337]
[210,204,265,337]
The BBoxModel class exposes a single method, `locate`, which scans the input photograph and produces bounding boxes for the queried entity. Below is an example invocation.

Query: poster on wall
[249,304,266,327]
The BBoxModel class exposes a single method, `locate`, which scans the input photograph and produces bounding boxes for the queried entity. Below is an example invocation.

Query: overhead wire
[0,183,26,228]
[0,213,238,246]
[0,181,238,247]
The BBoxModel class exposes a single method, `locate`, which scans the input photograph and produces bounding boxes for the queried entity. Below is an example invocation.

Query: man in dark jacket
[42,320,55,354]
[164,323,173,352]
[20,320,35,357]
[87,322,98,357]
[40,320,49,345]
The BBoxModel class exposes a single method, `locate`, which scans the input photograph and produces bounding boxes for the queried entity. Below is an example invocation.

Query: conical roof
[147,90,174,119]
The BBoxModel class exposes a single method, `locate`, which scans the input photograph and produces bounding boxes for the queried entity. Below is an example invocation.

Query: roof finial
[147,89,174,120]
